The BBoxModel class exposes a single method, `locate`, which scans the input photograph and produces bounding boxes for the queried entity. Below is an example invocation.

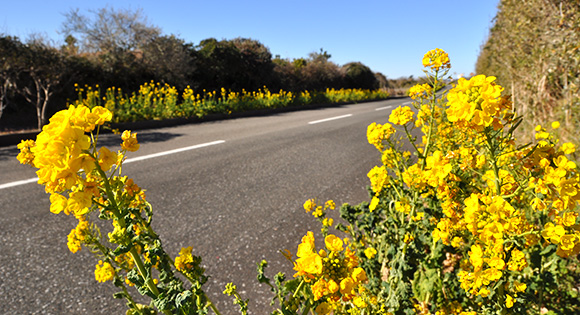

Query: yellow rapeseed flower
[303,199,316,212]
[367,122,395,151]
[175,246,194,272]
[422,48,451,71]
[505,294,514,308]
[389,106,414,125]
[368,166,389,194]
[325,234,344,252]
[95,260,115,283]
[16,140,36,166]
[408,83,432,100]
[446,75,505,129]
[121,130,140,152]
[364,247,377,259]
[67,218,90,253]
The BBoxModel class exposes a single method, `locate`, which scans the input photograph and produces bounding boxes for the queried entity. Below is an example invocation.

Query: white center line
[402,101,412,105]
[124,140,225,163]
[375,105,393,111]
[0,140,226,190]
[0,177,38,190]
[308,114,353,125]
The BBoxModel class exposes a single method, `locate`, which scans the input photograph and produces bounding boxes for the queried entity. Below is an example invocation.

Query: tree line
[0,7,388,130]
[475,0,580,145]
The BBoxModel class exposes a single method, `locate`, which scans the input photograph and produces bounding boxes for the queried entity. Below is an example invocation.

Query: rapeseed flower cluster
[17,105,112,195]
[18,104,220,314]
[446,75,511,131]
[422,48,451,71]
[18,48,580,315]
[408,83,432,100]
[366,122,395,152]
[95,260,116,283]
[331,49,580,314]
[291,231,372,314]
[175,246,197,273]
[388,106,415,126]
[74,82,389,123]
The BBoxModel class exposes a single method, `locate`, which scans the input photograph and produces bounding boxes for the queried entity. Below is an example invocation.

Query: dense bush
[476,0,580,147]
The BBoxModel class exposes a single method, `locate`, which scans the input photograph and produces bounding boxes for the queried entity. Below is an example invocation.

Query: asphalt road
[0,98,410,314]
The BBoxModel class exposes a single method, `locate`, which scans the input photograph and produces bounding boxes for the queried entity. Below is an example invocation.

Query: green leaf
[153,294,170,312]
[540,244,556,256]
[257,260,271,286]
[127,269,144,286]
[112,244,131,255]
[113,292,126,299]
[175,290,192,309]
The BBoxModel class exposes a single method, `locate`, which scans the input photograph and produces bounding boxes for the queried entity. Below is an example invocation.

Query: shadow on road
[0,146,20,161]
[92,131,184,148]
[0,131,184,161]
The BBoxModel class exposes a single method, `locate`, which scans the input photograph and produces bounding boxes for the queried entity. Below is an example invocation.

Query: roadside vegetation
[0,7,393,132]
[17,48,580,314]
[13,1,580,314]
[476,0,580,148]
[71,82,389,124]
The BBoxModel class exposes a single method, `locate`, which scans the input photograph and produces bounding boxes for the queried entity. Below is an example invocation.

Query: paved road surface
[0,98,409,314]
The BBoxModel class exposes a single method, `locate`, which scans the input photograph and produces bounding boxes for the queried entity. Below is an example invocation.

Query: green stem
[204,292,222,315]
[116,274,140,310]
[403,125,422,159]
[293,279,305,298]
[95,163,171,315]
[538,255,544,315]
[485,130,503,196]
[405,71,442,228]
[421,69,441,163]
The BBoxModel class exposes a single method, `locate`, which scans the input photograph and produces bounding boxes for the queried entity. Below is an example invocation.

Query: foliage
[16,105,226,314]
[194,37,275,92]
[258,49,580,314]
[1,7,386,130]
[0,36,27,120]
[386,76,431,97]
[140,35,196,91]
[60,7,161,53]
[71,82,389,123]
[0,36,76,129]
[16,49,580,314]
[476,0,580,148]
[343,62,379,90]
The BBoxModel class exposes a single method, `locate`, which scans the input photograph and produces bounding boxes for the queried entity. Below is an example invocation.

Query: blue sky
[1,0,499,79]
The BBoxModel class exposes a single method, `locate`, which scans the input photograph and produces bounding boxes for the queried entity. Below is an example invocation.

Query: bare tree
[60,7,161,53]
[19,41,67,129]
[0,36,26,121]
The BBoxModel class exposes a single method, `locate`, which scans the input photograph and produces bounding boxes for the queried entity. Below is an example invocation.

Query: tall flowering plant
[259,49,580,315]
[338,49,579,314]
[257,199,382,314]
[17,105,234,314]
[17,49,580,314]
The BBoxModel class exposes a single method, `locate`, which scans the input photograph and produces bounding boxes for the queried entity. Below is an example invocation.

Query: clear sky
[0,0,500,79]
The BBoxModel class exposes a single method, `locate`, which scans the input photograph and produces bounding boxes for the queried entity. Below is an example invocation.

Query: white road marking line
[375,105,393,111]
[308,114,353,125]
[402,101,412,105]
[124,140,225,164]
[0,177,38,190]
[0,140,226,190]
